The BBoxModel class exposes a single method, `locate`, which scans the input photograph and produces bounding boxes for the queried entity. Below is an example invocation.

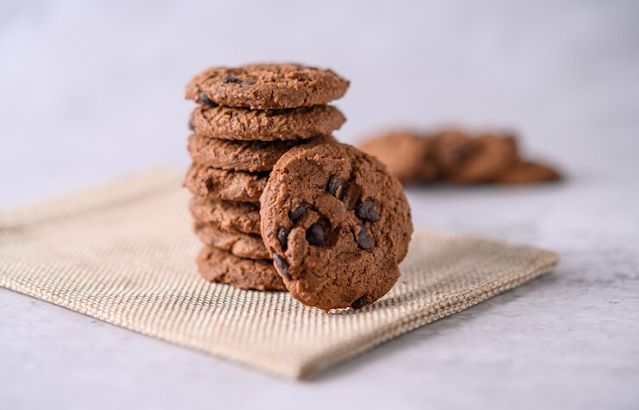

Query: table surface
[1,2,638,410]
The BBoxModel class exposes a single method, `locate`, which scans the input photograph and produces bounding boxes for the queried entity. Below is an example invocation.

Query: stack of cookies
[184,64,349,292]
[359,128,562,185]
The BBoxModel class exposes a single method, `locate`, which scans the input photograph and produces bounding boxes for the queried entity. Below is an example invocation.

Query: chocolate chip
[288,204,306,221]
[254,141,270,150]
[204,178,216,193]
[306,222,327,247]
[265,109,286,117]
[221,76,241,84]
[356,200,380,222]
[351,296,367,310]
[357,224,374,249]
[277,227,289,250]
[273,254,290,280]
[327,177,345,200]
[231,112,239,118]
[188,116,194,131]
[452,145,470,162]
[198,92,217,106]
[240,80,255,86]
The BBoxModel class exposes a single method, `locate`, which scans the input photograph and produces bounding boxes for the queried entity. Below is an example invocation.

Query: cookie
[359,130,438,184]
[495,161,562,184]
[194,221,269,259]
[189,197,261,235]
[184,164,267,202]
[191,105,345,141]
[260,142,413,312]
[187,134,335,172]
[196,246,286,291]
[186,63,349,109]
[434,130,518,183]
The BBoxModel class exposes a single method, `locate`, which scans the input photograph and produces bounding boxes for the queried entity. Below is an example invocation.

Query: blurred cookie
[184,164,267,202]
[186,63,349,109]
[358,130,438,184]
[191,105,345,141]
[261,142,412,312]
[495,161,562,184]
[189,197,261,235]
[434,130,519,183]
[194,221,269,260]
[197,246,286,291]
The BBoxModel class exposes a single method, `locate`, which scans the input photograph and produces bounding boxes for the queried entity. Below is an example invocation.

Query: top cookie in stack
[183,63,349,291]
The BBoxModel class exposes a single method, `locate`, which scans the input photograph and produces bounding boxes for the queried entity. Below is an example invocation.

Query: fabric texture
[0,169,559,379]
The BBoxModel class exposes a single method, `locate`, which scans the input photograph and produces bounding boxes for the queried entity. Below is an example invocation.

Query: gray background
[1,1,638,409]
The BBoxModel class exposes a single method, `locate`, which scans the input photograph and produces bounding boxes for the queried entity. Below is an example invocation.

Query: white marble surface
[1,1,638,409]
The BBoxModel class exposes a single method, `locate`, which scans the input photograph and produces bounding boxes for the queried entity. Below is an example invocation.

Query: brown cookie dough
[189,197,261,235]
[196,246,286,291]
[184,164,267,202]
[187,134,335,172]
[194,221,269,259]
[191,105,345,141]
[359,130,438,184]
[495,161,562,184]
[260,142,413,312]
[186,63,349,109]
[433,130,519,183]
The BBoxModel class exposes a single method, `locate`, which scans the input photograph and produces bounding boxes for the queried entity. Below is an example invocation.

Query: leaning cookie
[196,246,286,291]
[260,142,413,312]
[494,161,562,184]
[194,221,269,260]
[189,197,261,235]
[187,134,335,172]
[186,63,349,109]
[184,164,267,202]
[191,105,345,141]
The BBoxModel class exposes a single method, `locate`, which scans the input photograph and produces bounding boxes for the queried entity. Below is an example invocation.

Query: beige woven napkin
[0,168,558,379]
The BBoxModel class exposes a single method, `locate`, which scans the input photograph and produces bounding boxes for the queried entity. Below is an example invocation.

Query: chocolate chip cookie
[187,134,335,172]
[194,221,269,259]
[184,164,267,202]
[359,130,438,184]
[186,63,349,109]
[495,161,562,184]
[260,142,413,312]
[197,246,286,291]
[191,105,345,141]
[189,197,261,235]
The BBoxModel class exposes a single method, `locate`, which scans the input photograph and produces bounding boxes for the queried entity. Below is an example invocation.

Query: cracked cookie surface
[260,142,413,312]
[197,246,285,291]
[187,134,334,172]
[190,105,345,141]
[189,197,261,235]
[186,63,349,109]
[184,164,267,202]
[194,221,269,259]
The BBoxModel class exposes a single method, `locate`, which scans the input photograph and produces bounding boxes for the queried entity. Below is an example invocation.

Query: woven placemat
[0,169,559,379]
